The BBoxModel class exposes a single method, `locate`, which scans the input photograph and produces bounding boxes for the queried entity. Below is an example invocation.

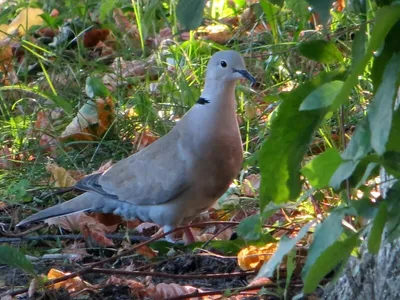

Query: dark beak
[233,69,256,86]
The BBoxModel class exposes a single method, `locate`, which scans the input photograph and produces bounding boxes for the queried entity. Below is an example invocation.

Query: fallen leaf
[46,212,85,232]
[60,96,115,141]
[134,129,159,150]
[241,174,261,197]
[0,146,13,170]
[149,282,205,299]
[7,8,44,36]
[47,268,90,293]
[79,213,118,247]
[46,163,77,187]
[201,24,233,44]
[135,244,158,258]
[237,244,277,271]
[33,110,58,153]
[83,28,110,48]
[113,9,140,40]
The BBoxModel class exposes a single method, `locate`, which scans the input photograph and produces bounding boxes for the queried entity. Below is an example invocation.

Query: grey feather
[17,50,254,236]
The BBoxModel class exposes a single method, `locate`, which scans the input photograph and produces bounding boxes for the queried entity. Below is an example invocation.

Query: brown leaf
[45,212,85,232]
[241,174,260,197]
[150,282,205,300]
[79,213,118,247]
[106,276,147,298]
[134,129,159,150]
[202,24,233,44]
[0,146,13,170]
[33,111,58,153]
[83,29,110,48]
[113,9,140,40]
[0,43,15,85]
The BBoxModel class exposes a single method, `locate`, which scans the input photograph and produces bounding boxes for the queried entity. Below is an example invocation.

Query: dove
[17,50,256,242]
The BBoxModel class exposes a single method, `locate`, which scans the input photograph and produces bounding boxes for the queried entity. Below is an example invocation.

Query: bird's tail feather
[17,192,105,227]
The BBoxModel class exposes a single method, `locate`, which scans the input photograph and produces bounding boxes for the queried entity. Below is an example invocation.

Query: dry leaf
[83,28,110,48]
[135,244,158,258]
[47,268,90,293]
[28,277,39,298]
[134,129,159,150]
[106,276,147,298]
[0,43,14,85]
[113,9,140,39]
[45,212,85,232]
[0,24,9,40]
[7,8,44,36]
[202,24,233,44]
[60,96,115,141]
[237,244,277,271]
[46,163,77,187]
[241,174,260,197]
[149,282,205,300]
[33,110,58,153]
[79,213,118,247]
[0,146,13,170]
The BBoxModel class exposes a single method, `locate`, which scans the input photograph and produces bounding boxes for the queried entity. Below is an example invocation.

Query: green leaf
[331,5,400,111]
[260,0,280,43]
[352,23,367,69]
[350,197,379,220]
[368,202,388,254]
[330,118,372,189]
[342,118,372,161]
[371,21,400,92]
[46,94,74,114]
[303,233,360,293]
[368,53,400,155]
[256,222,314,278]
[382,151,400,177]
[306,0,335,25]
[301,148,342,189]
[0,246,36,276]
[330,160,359,190]
[259,70,344,208]
[99,0,115,22]
[355,162,378,188]
[302,207,351,277]
[298,40,343,64]
[237,215,263,241]
[286,0,310,23]
[387,108,400,152]
[300,81,344,110]
[85,77,110,98]
[176,0,206,30]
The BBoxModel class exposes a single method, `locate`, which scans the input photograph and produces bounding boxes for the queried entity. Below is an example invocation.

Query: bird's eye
[220,61,227,68]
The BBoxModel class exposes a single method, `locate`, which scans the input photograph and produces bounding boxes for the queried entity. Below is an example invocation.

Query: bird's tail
[17,192,105,227]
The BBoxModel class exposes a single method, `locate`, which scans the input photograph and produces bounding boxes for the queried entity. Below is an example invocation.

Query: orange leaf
[47,268,89,292]
[135,244,158,258]
[237,244,277,271]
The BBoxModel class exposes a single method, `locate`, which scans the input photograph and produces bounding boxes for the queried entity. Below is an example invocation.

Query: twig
[0,233,149,244]
[91,268,255,280]
[0,224,47,238]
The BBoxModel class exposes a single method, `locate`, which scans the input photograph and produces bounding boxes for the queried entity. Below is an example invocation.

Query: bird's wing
[75,128,191,205]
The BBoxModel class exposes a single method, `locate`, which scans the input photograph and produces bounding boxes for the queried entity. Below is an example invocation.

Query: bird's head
[205,50,256,86]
